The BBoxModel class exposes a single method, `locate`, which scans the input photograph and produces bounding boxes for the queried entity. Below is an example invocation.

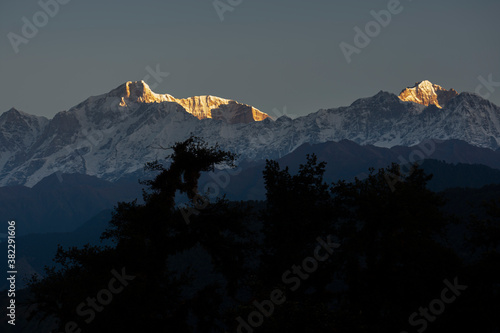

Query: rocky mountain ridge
[1,81,499,187]
[111,80,269,123]
[398,80,459,108]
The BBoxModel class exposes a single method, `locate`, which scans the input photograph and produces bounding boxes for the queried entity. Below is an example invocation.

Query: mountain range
[2,79,500,279]
[1,80,500,187]
[2,79,499,333]
[208,139,500,201]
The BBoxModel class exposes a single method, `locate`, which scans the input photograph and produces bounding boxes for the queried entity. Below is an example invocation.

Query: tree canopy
[26,138,499,333]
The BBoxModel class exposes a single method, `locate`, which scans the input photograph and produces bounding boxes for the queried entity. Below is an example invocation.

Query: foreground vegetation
[26,137,499,333]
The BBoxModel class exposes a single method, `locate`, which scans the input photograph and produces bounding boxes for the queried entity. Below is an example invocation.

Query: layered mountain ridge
[1,80,499,187]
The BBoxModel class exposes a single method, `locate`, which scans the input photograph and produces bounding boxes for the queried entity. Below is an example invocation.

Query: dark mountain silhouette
[215,139,500,200]
[0,173,144,235]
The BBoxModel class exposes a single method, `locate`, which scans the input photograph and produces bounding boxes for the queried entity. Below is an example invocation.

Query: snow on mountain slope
[110,80,269,122]
[1,82,499,187]
[0,108,49,174]
[308,90,500,148]
[399,80,459,108]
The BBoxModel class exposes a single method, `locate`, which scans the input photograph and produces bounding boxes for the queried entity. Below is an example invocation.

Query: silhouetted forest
[23,137,500,332]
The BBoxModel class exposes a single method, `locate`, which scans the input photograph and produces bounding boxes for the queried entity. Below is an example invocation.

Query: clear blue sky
[1,0,499,118]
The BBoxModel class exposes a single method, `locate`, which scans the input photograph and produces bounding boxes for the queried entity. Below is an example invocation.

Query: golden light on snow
[120,81,269,123]
[398,80,458,109]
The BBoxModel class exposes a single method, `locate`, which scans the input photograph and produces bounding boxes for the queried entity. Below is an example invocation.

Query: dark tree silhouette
[26,143,499,333]
[232,154,340,333]
[28,137,251,333]
[331,163,463,332]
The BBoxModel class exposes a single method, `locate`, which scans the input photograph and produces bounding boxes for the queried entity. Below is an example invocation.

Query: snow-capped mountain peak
[118,80,174,105]
[1,81,499,187]
[105,80,269,123]
[399,80,459,108]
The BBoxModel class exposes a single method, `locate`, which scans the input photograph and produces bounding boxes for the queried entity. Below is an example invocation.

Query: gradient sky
[1,0,499,119]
